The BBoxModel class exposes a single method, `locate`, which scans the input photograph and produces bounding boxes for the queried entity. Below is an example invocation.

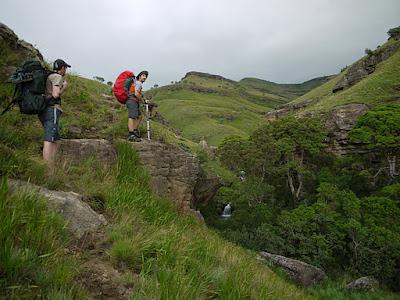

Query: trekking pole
[145,101,151,141]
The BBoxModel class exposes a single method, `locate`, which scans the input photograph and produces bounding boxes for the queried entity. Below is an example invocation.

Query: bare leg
[42,141,60,163]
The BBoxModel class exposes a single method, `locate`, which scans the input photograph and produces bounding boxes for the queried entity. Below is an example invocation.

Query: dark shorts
[126,99,141,119]
[38,106,62,142]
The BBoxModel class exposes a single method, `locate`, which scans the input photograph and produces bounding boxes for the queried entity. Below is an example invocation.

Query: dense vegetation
[200,106,400,293]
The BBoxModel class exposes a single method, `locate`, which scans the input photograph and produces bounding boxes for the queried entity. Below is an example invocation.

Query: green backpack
[2,60,52,115]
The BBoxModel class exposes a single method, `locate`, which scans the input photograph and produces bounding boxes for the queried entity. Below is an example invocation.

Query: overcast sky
[1,0,399,87]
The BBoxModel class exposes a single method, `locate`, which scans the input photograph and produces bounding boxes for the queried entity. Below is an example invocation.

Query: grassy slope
[150,72,332,147]
[288,39,400,113]
[153,88,267,146]
[239,76,333,101]
[0,33,312,300]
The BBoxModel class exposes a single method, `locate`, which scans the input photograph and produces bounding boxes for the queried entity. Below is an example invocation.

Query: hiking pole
[145,101,151,141]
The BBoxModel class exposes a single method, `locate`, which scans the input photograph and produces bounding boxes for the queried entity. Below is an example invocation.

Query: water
[221,203,232,218]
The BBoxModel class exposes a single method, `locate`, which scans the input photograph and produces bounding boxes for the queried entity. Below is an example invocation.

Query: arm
[60,80,68,95]
[52,85,61,98]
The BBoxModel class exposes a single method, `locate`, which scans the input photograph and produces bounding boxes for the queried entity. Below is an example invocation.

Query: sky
[1,0,399,87]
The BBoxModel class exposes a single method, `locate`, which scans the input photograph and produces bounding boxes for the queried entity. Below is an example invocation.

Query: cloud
[1,0,399,87]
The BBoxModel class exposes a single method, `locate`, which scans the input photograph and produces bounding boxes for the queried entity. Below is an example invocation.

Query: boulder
[258,251,326,287]
[8,179,107,238]
[131,141,200,212]
[58,139,117,165]
[345,276,379,291]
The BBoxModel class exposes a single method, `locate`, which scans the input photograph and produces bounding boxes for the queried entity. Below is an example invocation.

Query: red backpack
[113,71,135,104]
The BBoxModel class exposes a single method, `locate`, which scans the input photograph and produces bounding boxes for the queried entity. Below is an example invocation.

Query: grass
[289,39,400,113]
[152,89,267,145]
[0,177,86,299]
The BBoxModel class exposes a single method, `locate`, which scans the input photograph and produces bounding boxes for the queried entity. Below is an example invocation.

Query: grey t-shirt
[45,73,64,99]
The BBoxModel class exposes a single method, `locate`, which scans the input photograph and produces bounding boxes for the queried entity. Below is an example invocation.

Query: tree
[387,26,400,39]
[153,84,159,88]
[364,48,374,56]
[254,117,326,206]
[350,104,400,178]
[107,81,113,86]
[93,76,105,83]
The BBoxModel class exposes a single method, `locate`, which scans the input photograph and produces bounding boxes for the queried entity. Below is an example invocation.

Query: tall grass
[105,142,313,299]
[0,177,84,299]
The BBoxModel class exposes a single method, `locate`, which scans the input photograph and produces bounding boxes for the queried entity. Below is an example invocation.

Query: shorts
[38,106,62,142]
[126,99,141,119]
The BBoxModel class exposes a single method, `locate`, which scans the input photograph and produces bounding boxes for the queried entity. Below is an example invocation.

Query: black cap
[53,59,71,70]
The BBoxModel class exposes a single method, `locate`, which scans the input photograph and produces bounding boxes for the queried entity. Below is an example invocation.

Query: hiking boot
[133,129,141,138]
[128,134,141,142]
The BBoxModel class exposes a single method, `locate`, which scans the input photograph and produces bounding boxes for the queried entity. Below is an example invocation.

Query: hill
[285,37,400,114]
[0,22,315,300]
[239,75,333,101]
[146,71,330,146]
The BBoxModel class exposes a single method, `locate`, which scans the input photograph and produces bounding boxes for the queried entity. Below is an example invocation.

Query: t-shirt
[45,73,64,99]
[124,77,143,100]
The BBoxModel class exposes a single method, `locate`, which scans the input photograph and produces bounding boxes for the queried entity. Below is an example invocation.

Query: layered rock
[325,104,370,155]
[193,175,227,206]
[0,22,43,69]
[8,179,107,238]
[265,100,312,120]
[58,139,117,165]
[131,141,200,212]
[333,41,400,93]
[258,251,326,287]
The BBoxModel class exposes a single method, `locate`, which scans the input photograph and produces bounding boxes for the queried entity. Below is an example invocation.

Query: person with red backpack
[125,71,148,141]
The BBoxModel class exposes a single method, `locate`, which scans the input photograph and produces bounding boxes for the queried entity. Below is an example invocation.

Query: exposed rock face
[333,42,400,93]
[0,22,43,63]
[265,100,312,120]
[193,175,226,206]
[182,71,235,83]
[258,251,326,287]
[325,104,370,155]
[8,179,107,238]
[345,276,379,291]
[58,139,117,165]
[131,141,200,212]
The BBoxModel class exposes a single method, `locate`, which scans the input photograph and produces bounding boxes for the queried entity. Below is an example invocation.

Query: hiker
[39,59,70,163]
[125,70,148,141]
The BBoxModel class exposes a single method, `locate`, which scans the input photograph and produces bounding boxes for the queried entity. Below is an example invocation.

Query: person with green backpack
[39,59,70,163]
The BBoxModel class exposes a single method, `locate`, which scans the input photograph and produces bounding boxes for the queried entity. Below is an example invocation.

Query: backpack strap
[1,86,18,116]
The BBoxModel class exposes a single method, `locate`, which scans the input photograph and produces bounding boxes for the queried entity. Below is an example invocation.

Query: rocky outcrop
[182,71,236,83]
[333,41,400,93]
[131,141,200,212]
[58,139,117,165]
[258,251,326,287]
[193,175,226,206]
[265,100,312,120]
[325,104,369,155]
[0,22,43,67]
[8,179,107,238]
[345,276,379,291]
[55,139,223,213]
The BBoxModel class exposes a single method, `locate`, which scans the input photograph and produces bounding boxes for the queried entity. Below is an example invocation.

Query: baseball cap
[53,59,71,70]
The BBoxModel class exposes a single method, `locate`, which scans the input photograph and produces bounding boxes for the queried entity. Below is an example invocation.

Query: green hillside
[239,75,333,101]
[288,38,400,113]
[147,71,331,146]
[0,24,314,300]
